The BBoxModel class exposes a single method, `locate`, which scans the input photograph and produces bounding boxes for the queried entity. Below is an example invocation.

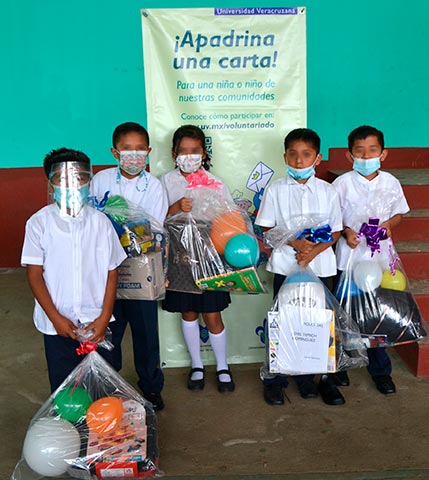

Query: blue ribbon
[297,224,333,243]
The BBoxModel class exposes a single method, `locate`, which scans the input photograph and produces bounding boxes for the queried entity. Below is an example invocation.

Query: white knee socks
[181,319,204,380]
[209,329,231,382]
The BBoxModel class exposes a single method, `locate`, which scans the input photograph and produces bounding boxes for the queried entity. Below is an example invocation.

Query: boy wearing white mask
[91,122,168,411]
[332,125,409,395]
[160,125,235,393]
[256,128,344,406]
[21,148,127,393]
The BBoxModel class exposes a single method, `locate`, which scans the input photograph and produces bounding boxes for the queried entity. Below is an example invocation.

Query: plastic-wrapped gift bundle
[165,170,266,294]
[335,220,427,347]
[261,266,368,379]
[91,194,168,301]
[11,339,160,480]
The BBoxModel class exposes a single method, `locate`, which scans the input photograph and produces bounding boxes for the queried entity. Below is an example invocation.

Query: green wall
[2,0,428,168]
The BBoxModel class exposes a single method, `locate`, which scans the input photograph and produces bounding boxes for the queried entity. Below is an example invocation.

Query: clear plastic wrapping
[11,350,160,480]
[261,266,368,379]
[165,170,266,294]
[91,194,168,301]
[335,233,427,347]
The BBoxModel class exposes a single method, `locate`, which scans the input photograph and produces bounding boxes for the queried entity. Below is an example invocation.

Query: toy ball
[224,233,259,268]
[23,417,80,477]
[86,397,123,434]
[210,211,247,254]
[353,261,383,292]
[335,278,362,299]
[285,271,318,284]
[380,269,407,291]
[53,387,92,423]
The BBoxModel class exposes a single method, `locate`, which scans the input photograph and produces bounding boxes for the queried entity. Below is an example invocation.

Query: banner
[142,7,307,367]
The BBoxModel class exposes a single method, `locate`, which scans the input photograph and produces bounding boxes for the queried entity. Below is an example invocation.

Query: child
[332,125,410,395]
[91,122,168,411]
[160,124,235,393]
[21,148,127,393]
[255,128,345,406]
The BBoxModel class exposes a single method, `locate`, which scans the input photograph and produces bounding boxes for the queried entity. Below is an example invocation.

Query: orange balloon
[86,397,123,434]
[210,211,247,254]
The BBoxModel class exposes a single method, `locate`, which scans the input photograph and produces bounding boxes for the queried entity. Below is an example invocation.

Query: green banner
[142,7,307,367]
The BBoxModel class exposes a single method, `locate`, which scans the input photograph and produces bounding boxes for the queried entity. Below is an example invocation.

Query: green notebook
[196,267,267,294]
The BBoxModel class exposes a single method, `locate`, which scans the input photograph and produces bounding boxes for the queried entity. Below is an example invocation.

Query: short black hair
[284,128,321,154]
[43,148,91,178]
[348,125,384,151]
[172,124,211,170]
[112,122,150,148]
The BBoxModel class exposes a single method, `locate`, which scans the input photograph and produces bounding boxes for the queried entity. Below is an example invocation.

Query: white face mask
[176,154,202,173]
[118,150,148,176]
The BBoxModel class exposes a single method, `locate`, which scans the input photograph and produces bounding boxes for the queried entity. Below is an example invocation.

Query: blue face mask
[52,183,90,213]
[353,157,380,177]
[286,163,316,180]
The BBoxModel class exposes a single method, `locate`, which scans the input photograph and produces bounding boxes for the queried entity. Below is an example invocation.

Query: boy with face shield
[91,122,168,411]
[21,148,127,392]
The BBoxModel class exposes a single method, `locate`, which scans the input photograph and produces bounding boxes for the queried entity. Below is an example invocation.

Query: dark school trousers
[263,273,333,388]
[110,299,164,395]
[44,334,114,393]
[333,270,392,378]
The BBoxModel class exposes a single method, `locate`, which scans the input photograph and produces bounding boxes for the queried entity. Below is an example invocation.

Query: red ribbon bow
[185,169,222,190]
[76,341,98,356]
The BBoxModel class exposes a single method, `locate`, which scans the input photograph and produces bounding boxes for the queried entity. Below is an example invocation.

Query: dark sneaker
[263,384,284,405]
[297,379,319,399]
[373,375,396,395]
[319,375,345,405]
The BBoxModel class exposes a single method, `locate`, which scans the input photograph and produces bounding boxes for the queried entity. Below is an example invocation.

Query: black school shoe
[373,375,396,395]
[144,392,165,412]
[297,379,319,399]
[331,371,350,387]
[318,375,345,406]
[187,367,205,391]
[263,384,284,405]
[216,369,235,393]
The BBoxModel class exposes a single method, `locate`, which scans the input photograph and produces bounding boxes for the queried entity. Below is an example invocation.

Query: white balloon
[23,417,80,477]
[353,260,383,292]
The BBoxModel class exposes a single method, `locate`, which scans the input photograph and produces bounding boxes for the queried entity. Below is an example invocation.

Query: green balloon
[105,195,129,224]
[53,387,92,423]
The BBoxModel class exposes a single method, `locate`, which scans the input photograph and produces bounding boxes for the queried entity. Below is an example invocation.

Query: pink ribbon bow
[185,169,222,190]
[75,341,98,356]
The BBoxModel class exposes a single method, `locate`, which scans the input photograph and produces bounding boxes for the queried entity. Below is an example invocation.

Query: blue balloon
[224,233,259,268]
[335,278,363,298]
[285,271,318,284]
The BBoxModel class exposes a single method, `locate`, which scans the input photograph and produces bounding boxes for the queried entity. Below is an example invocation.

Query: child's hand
[380,221,392,237]
[52,315,79,339]
[84,318,109,344]
[295,249,319,267]
[290,237,316,254]
[179,197,193,212]
[344,228,360,249]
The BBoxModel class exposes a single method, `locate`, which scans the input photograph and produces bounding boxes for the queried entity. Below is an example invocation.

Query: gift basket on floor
[261,265,368,379]
[11,337,160,480]
[91,193,168,301]
[165,170,266,294]
[335,221,427,347]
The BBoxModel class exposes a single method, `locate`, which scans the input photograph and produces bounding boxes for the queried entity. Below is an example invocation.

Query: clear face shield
[48,162,92,216]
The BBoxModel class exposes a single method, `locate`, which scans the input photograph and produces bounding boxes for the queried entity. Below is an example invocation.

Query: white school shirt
[21,204,127,335]
[160,168,233,206]
[332,170,410,270]
[255,175,343,277]
[91,167,168,225]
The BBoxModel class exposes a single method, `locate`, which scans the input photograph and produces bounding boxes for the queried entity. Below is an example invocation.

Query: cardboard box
[117,252,165,301]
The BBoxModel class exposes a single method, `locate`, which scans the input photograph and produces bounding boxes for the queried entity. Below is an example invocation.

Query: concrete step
[396,241,429,278]
[395,210,429,241]
[386,169,429,210]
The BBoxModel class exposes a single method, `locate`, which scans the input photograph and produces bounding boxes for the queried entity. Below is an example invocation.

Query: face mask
[353,157,380,177]
[52,183,90,213]
[286,163,316,180]
[176,154,202,173]
[119,150,148,176]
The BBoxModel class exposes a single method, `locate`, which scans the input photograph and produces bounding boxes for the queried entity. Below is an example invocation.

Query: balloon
[53,387,92,423]
[86,397,123,434]
[23,417,80,477]
[335,278,362,298]
[380,269,407,291]
[285,271,318,284]
[210,211,247,254]
[353,261,383,292]
[224,233,259,268]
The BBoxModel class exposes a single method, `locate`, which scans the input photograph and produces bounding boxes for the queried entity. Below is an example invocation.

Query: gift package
[11,351,159,480]
[165,170,265,294]
[92,194,168,301]
[261,267,368,378]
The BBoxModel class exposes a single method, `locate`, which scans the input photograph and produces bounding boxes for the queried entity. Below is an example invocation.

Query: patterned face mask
[176,154,202,173]
[118,150,149,175]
